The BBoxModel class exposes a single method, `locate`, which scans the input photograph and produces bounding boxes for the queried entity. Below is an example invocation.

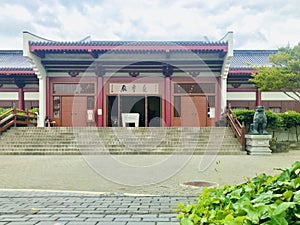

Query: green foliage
[0,108,13,117]
[265,110,280,130]
[28,108,39,114]
[232,109,255,128]
[277,111,300,129]
[0,108,38,128]
[176,161,300,225]
[0,108,39,118]
[250,43,300,102]
[233,109,280,130]
[232,109,300,131]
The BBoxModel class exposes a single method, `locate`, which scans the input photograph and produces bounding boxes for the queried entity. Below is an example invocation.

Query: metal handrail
[226,109,246,150]
[0,108,37,134]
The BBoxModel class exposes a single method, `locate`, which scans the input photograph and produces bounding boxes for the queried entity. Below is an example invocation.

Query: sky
[0,0,300,50]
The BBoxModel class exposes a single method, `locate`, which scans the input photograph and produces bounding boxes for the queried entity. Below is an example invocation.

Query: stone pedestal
[245,134,272,155]
[121,113,140,127]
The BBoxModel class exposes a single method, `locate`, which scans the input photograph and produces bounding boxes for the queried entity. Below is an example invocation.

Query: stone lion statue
[249,106,268,135]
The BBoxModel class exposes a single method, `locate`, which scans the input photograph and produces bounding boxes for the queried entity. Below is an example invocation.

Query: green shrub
[232,109,255,128]
[233,109,300,131]
[28,108,39,114]
[233,109,280,131]
[176,161,300,225]
[265,110,280,130]
[277,111,300,129]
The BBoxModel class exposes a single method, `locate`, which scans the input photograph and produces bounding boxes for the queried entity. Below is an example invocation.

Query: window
[53,96,60,118]
[174,83,215,94]
[207,96,215,107]
[269,107,281,113]
[174,96,181,117]
[87,96,95,110]
[53,83,95,94]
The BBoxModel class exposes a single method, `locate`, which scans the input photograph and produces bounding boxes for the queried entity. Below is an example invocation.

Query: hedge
[233,109,300,131]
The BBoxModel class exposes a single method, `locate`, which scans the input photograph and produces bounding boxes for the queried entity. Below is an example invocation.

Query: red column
[256,89,262,106]
[18,88,24,110]
[216,77,222,120]
[46,77,50,116]
[164,77,172,127]
[97,77,104,127]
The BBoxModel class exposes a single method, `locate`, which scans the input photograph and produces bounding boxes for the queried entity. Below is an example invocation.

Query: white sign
[208,107,215,118]
[87,110,94,121]
[110,83,159,94]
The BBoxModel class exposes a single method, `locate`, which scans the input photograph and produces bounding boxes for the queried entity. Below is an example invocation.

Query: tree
[250,43,300,102]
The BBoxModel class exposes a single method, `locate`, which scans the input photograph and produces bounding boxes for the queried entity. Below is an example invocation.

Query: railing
[226,109,246,150]
[0,108,37,134]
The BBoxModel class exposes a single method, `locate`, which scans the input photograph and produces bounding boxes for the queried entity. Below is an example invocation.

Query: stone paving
[0,190,196,225]
[0,151,299,224]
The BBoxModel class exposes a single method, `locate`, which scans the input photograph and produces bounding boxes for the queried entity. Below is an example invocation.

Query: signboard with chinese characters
[109,83,159,95]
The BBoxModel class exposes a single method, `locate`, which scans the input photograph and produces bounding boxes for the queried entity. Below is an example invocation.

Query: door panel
[62,96,87,127]
[181,96,207,127]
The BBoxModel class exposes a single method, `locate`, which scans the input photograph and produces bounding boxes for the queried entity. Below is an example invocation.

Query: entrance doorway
[106,96,161,127]
[61,96,87,126]
[173,95,208,126]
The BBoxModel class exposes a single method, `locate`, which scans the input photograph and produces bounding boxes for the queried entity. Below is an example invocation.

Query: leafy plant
[232,109,255,130]
[278,111,300,129]
[28,108,39,114]
[251,43,300,103]
[176,161,300,225]
[233,109,280,132]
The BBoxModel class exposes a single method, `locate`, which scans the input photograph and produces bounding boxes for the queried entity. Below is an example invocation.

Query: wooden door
[181,96,207,126]
[61,96,87,127]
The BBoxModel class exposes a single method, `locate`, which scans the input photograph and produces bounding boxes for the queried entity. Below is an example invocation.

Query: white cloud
[0,3,33,22]
[0,0,300,49]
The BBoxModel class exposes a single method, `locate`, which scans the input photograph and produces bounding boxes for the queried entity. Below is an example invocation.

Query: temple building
[0,31,299,127]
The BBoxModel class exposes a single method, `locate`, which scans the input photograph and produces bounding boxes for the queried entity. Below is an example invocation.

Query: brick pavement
[0,190,196,224]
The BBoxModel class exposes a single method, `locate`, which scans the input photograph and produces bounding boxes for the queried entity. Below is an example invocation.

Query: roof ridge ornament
[79,35,92,42]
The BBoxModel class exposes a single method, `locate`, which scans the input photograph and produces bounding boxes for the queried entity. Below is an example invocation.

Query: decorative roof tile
[0,50,32,70]
[29,40,227,46]
[230,50,278,69]
[28,40,228,53]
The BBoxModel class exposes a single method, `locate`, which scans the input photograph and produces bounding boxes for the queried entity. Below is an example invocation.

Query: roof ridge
[0,50,23,54]
[29,40,227,46]
[0,67,32,70]
[233,50,278,53]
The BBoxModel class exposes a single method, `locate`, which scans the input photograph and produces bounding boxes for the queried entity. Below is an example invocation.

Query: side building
[227,50,300,112]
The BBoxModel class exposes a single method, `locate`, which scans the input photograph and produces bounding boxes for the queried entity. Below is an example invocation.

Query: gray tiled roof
[230,50,278,69]
[0,49,278,71]
[0,50,32,70]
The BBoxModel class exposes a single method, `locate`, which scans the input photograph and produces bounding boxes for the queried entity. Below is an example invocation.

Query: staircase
[0,127,246,155]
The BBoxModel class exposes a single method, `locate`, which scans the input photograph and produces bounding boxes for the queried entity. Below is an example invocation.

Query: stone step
[0,127,243,155]
[0,150,246,155]
[0,144,240,150]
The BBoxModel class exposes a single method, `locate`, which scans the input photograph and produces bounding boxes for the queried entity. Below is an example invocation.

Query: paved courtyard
[0,151,299,224]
